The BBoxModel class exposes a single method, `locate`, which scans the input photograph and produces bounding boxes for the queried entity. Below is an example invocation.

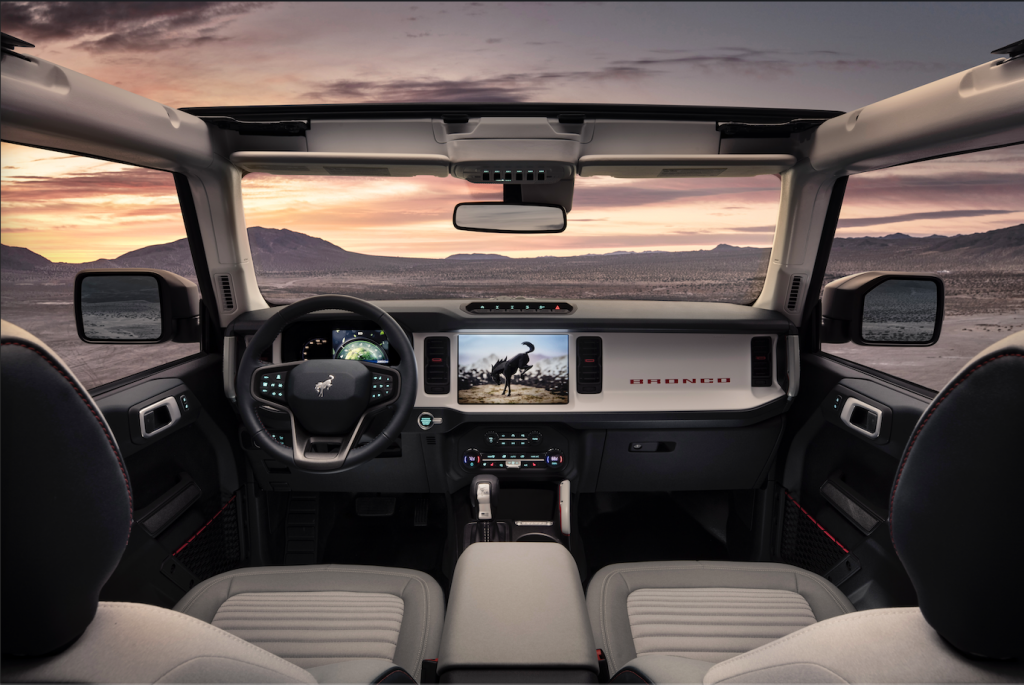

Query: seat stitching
[888,352,1023,551]
[178,567,428,614]
[614,668,651,684]
[2,341,133,543]
[615,565,849,620]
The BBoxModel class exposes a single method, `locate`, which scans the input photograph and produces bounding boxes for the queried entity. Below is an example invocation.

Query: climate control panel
[458,426,568,473]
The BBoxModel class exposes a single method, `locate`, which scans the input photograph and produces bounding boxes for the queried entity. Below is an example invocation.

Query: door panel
[94,354,246,608]
[774,353,932,610]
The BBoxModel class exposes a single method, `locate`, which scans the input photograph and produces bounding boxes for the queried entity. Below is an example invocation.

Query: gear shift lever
[471,474,499,520]
[468,475,506,544]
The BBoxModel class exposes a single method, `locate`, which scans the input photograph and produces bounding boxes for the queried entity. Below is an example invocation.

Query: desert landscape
[2,224,1021,391]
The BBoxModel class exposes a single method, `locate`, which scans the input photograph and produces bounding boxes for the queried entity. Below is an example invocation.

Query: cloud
[1,168,179,201]
[0,1,262,52]
[837,209,1017,229]
[612,47,942,77]
[304,65,653,102]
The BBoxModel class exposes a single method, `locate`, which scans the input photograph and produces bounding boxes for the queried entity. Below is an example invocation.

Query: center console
[437,543,599,683]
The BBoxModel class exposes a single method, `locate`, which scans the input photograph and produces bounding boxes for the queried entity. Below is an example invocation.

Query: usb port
[515,170,523,181]
[482,171,490,181]
[538,169,546,181]
[527,170,534,181]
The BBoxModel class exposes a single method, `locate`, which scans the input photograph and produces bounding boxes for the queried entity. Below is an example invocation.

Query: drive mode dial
[463,449,481,469]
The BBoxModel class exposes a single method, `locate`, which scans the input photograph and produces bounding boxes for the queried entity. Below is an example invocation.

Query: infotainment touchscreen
[458,334,569,404]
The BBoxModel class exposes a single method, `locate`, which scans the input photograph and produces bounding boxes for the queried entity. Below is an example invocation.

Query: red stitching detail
[889,352,1024,550]
[173,494,236,556]
[614,669,651,684]
[785,490,849,553]
[2,341,134,543]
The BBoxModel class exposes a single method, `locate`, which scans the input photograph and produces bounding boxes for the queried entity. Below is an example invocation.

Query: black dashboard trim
[227,300,796,337]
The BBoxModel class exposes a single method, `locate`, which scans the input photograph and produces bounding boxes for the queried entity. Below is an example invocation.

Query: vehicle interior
[1,30,1023,685]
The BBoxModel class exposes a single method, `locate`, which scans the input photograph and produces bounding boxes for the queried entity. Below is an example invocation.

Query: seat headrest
[0,321,133,656]
[890,330,1024,660]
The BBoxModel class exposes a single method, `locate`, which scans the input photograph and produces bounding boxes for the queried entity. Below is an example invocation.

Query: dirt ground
[822,310,1024,391]
[0,280,199,389]
[458,384,569,404]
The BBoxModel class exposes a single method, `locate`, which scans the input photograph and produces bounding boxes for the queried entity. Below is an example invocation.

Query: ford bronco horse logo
[315,374,335,397]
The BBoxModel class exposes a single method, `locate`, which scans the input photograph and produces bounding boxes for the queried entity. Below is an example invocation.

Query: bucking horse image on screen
[490,342,534,396]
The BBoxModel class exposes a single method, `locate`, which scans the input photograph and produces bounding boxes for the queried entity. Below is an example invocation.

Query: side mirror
[821,272,944,346]
[74,269,201,344]
[453,202,566,233]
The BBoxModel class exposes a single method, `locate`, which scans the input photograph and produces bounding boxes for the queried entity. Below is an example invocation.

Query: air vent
[751,337,773,387]
[576,336,603,394]
[786,275,803,311]
[217,274,235,312]
[423,337,450,395]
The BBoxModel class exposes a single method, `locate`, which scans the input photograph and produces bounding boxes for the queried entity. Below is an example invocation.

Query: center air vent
[751,337,773,387]
[423,337,450,395]
[577,337,603,394]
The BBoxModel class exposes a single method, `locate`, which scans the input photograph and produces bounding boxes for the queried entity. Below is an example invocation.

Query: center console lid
[438,543,598,682]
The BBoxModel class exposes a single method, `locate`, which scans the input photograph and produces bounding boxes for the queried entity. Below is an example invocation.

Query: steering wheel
[237,295,417,472]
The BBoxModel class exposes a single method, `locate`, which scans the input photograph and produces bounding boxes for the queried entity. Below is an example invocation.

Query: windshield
[243,173,779,303]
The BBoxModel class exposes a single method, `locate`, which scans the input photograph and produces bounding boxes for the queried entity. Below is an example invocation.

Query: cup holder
[516,532,559,543]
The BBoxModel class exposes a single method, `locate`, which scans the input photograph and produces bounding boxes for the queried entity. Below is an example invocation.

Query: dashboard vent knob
[577,336,603,394]
[424,337,450,394]
[751,336,773,387]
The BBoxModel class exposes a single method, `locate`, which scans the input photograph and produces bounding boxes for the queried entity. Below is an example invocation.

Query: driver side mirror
[74,269,201,344]
[821,272,944,346]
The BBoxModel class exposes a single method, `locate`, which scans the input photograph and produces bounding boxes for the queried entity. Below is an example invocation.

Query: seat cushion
[586,561,854,676]
[174,565,444,681]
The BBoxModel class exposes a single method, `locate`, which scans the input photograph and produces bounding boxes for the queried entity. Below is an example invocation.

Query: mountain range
[3,224,1022,281]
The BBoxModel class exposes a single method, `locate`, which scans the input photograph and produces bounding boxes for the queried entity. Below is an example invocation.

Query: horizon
[4,222,1022,267]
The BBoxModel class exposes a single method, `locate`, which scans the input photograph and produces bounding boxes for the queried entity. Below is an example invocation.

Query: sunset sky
[1,2,1022,262]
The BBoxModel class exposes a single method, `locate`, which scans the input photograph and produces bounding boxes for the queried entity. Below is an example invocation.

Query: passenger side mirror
[74,269,201,344]
[821,272,944,346]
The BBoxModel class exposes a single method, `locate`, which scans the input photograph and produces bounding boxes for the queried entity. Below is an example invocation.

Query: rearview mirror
[821,272,944,346]
[453,202,566,233]
[75,269,201,344]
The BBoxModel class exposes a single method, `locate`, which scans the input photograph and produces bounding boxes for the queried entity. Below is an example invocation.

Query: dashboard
[225,300,798,493]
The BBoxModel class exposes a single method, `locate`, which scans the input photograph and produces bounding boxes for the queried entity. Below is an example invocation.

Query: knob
[545,448,564,468]
[528,431,543,445]
[483,431,499,446]
[463,449,481,469]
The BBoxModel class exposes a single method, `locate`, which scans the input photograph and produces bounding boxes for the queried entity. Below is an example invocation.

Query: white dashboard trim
[413,331,784,413]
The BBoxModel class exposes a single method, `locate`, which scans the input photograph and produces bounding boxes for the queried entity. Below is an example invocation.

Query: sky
[1,2,1022,262]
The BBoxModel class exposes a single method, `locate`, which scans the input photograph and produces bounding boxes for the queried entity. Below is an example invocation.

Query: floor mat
[579,493,729,587]
[318,494,448,590]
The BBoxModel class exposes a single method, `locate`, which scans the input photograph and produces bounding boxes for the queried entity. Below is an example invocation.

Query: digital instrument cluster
[280,321,399,365]
[302,328,391,363]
